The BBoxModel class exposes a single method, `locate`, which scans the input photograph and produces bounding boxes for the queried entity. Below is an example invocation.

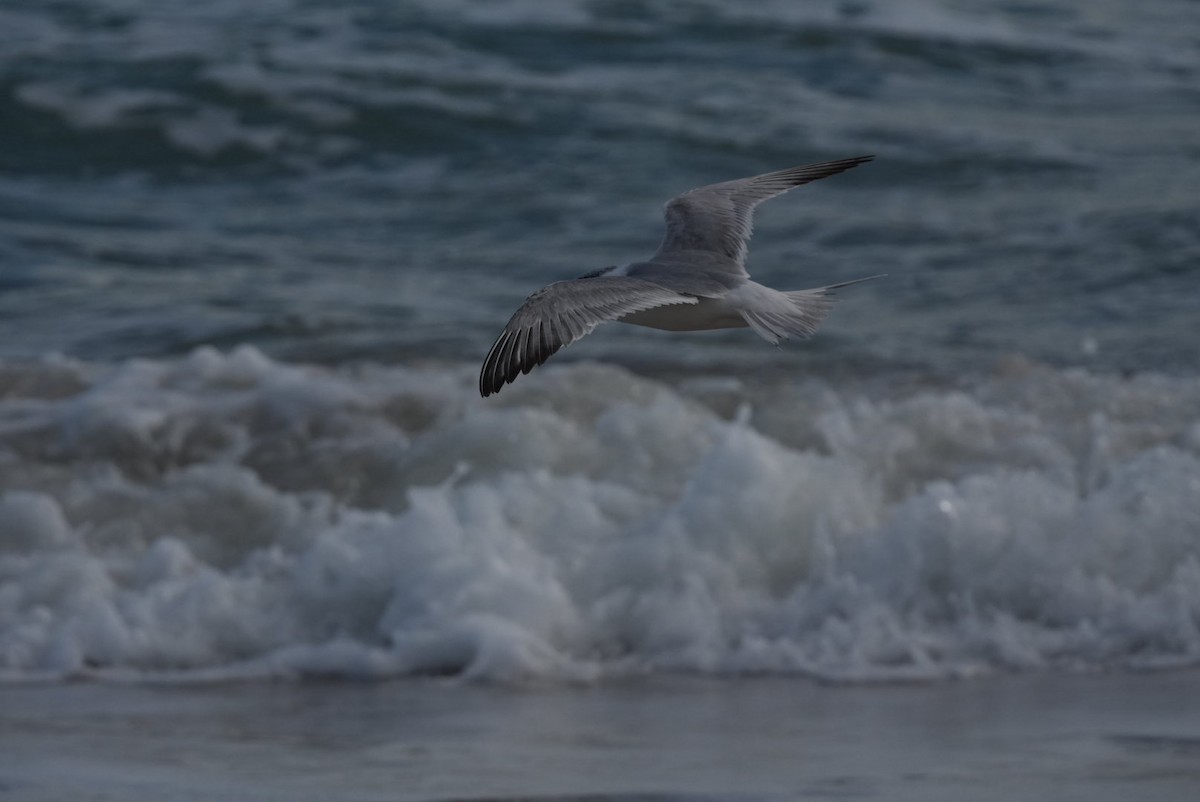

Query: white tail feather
[736,275,883,345]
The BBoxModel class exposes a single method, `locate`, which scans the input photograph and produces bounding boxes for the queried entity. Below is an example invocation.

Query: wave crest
[1,348,1198,682]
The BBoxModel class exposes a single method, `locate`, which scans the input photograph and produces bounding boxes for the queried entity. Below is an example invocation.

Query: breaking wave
[2,347,1198,682]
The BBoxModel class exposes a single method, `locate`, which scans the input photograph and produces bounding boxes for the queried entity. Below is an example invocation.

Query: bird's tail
[740,274,884,345]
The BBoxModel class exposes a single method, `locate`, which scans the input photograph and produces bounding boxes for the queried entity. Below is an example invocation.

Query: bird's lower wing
[480,277,697,396]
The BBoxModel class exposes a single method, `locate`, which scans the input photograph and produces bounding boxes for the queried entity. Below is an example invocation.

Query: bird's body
[618,294,744,332]
[480,155,879,397]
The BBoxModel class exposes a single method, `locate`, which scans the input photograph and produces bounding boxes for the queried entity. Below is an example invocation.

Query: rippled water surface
[1,0,1199,684]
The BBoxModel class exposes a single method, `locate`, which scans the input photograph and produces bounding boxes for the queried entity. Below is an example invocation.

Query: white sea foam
[1,347,1198,683]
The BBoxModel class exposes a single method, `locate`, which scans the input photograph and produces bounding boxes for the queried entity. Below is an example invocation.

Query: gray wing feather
[480,277,697,396]
[654,155,874,267]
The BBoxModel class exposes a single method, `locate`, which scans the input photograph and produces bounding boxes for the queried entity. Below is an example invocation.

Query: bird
[479,155,880,397]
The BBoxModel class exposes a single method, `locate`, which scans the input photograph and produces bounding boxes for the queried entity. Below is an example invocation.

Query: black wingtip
[479,330,510,398]
[839,155,875,169]
[779,155,876,188]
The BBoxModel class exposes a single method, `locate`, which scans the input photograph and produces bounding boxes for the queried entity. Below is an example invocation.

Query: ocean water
[2,0,1199,687]
[5,675,1200,801]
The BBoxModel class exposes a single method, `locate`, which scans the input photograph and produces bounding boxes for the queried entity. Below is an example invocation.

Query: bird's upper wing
[479,276,697,396]
[653,155,874,269]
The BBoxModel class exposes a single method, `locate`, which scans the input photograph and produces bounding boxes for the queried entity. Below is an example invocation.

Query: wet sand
[2,671,1199,801]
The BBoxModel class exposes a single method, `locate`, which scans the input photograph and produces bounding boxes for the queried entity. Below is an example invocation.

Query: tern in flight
[480,155,879,397]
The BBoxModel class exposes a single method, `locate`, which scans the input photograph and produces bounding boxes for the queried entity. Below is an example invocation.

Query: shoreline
[3,670,1199,801]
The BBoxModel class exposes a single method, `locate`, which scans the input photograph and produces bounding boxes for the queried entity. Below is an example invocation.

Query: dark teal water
[2,0,1197,374]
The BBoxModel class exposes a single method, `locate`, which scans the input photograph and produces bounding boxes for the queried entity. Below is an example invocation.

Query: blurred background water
[2,0,1197,372]
[1,0,1199,684]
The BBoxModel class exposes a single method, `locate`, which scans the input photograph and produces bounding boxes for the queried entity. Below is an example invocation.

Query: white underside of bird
[479,155,881,397]
[616,278,845,341]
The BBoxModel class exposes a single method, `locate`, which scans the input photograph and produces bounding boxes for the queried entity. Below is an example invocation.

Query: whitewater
[2,346,1197,683]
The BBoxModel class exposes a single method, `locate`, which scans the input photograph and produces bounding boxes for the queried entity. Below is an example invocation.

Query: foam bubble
[0,491,73,551]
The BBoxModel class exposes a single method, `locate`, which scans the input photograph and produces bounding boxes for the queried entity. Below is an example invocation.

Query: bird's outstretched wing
[480,276,696,396]
[654,155,874,268]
